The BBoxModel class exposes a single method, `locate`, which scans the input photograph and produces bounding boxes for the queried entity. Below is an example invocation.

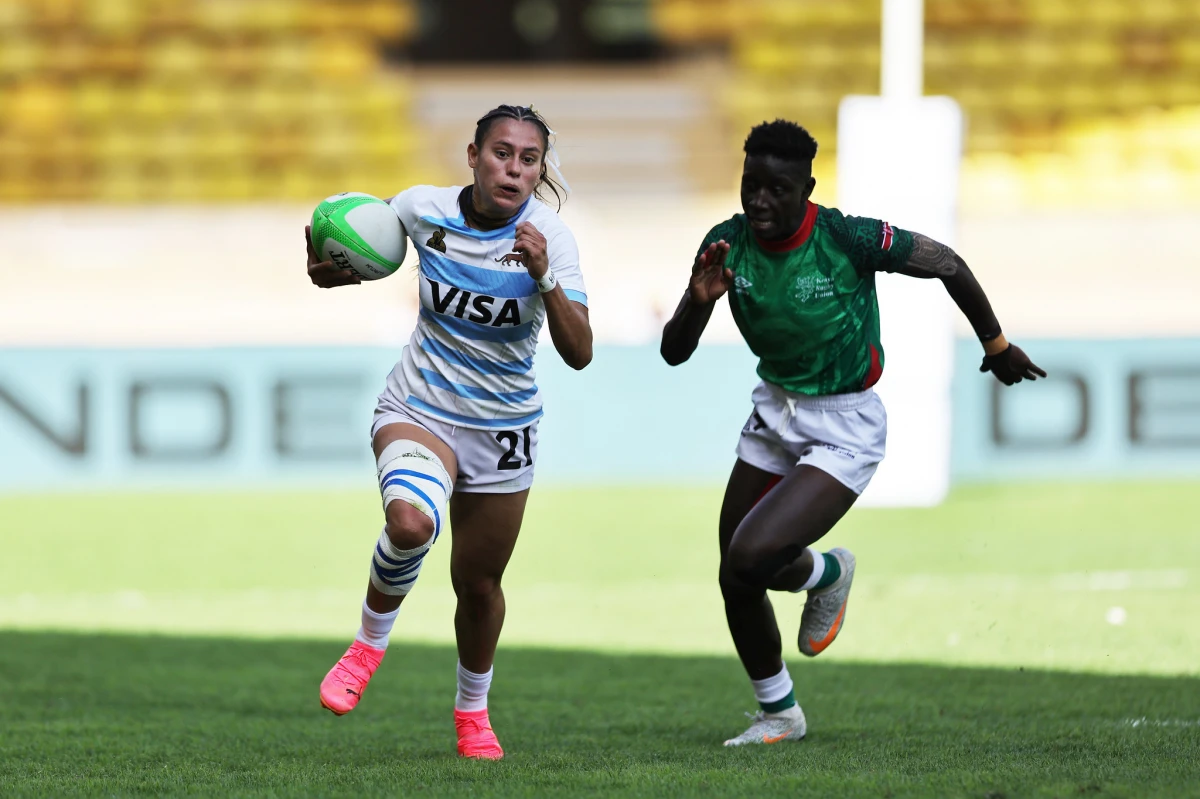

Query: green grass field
[2,483,1199,796]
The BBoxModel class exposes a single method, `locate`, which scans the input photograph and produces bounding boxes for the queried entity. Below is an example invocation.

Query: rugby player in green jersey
[660,120,1044,747]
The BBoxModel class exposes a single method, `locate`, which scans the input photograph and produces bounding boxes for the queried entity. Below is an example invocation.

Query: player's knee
[721,539,763,594]
[371,439,452,598]
[723,545,764,590]
[377,438,451,541]
[384,501,435,551]
[719,564,753,600]
[451,569,502,605]
[724,535,794,590]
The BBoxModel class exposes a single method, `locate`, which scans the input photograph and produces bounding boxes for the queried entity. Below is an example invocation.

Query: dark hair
[744,119,819,164]
[473,104,565,210]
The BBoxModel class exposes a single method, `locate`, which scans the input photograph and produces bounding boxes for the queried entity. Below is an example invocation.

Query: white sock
[751,664,797,714]
[455,661,493,712]
[794,547,826,592]
[355,601,399,649]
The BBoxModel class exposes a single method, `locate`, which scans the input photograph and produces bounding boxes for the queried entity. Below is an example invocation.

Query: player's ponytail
[473,104,567,210]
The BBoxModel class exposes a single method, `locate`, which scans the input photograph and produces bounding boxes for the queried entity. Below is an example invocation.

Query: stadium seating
[0,0,423,202]
[653,0,1200,205]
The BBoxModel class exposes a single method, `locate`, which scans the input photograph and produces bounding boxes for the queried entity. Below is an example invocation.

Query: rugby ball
[310,192,407,280]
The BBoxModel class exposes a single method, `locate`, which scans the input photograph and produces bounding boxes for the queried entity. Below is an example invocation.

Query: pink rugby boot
[455,708,504,760]
[319,640,385,715]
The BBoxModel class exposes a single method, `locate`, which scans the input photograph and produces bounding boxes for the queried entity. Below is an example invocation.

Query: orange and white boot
[320,640,385,715]
[455,708,504,760]
[798,547,856,657]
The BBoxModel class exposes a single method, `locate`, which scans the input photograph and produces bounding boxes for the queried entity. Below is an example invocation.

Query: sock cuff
[760,690,797,714]
[793,547,825,592]
[456,660,494,681]
[750,664,793,705]
[361,600,400,623]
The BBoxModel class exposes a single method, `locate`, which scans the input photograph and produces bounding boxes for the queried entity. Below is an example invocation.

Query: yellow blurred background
[1,0,1199,208]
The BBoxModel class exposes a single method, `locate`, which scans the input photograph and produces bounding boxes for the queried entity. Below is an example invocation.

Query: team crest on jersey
[792,275,834,303]
[733,275,753,295]
[426,227,447,253]
[494,252,524,266]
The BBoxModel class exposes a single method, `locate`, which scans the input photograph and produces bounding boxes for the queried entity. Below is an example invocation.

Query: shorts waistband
[775,387,876,411]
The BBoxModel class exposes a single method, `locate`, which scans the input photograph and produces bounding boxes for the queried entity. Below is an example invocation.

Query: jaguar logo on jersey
[429,280,522,327]
[733,275,753,295]
[494,253,524,266]
[426,227,447,254]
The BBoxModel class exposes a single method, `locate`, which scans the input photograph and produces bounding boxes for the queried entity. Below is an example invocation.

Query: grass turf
[1,631,1198,798]
[1,483,1198,673]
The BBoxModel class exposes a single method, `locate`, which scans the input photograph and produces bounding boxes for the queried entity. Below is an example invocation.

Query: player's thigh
[727,465,859,579]
[371,399,459,488]
[719,459,785,558]
[448,489,530,589]
[372,423,455,476]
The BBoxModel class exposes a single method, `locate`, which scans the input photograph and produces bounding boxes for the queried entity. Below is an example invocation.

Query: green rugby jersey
[699,202,915,396]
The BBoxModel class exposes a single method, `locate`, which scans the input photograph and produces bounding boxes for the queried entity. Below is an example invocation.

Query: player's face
[467,119,545,218]
[740,155,815,241]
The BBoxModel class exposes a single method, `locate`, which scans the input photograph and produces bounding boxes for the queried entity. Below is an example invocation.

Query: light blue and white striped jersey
[385,185,587,430]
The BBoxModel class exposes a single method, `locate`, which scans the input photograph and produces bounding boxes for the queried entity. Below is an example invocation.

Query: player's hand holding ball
[688,240,733,305]
[306,193,408,288]
[306,225,361,288]
[513,221,549,280]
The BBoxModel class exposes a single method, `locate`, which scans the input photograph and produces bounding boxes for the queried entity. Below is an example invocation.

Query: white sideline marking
[1123,718,1200,729]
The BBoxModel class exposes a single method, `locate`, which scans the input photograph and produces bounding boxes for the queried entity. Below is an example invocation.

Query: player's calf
[320,439,453,716]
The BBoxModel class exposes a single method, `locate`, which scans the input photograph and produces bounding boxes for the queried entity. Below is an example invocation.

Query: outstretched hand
[980,343,1046,385]
[305,225,360,288]
[689,240,733,305]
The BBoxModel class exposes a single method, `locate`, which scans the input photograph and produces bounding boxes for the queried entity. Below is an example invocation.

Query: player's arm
[660,240,732,366]
[895,233,1046,385]
[515,221,592,370]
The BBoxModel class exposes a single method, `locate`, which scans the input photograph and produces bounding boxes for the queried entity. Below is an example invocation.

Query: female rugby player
[661,119,1043,747]
[305,105,592,759]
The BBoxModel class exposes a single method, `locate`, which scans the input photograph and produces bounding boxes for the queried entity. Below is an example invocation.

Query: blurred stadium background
[1,0,1198,794]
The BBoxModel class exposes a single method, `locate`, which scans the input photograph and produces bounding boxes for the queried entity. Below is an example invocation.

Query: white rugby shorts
[372,388,537,494]
[735,381,887,495]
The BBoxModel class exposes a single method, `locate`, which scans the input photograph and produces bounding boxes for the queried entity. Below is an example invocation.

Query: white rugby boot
[798,547,856,657]
[723,705,807,747]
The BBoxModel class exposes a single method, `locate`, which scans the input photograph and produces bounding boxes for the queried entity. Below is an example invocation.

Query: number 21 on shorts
[495,427,532,471]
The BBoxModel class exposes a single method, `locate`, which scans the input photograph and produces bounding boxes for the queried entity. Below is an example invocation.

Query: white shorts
[735,381,887,495]
[371,389,538,494]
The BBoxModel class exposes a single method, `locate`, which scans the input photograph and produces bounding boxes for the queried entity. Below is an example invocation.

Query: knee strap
[376,439,452,542]
[370,527,433,596]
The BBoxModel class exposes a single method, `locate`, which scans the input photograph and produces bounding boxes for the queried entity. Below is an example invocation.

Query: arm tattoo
[904,233,960,277]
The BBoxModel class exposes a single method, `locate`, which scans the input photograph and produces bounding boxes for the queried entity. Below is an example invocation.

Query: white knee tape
[377,440,452,540]
[370,527,433,596]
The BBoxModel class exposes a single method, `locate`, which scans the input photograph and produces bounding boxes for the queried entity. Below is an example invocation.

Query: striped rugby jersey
[386,185,587,430]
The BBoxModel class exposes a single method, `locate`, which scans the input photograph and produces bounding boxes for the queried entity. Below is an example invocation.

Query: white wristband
[535,269,557,294]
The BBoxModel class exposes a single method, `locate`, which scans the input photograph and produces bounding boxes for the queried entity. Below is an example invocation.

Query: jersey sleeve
[825,208,915,274]
[695,215,741,260]
[387,186,428,234]
[545,220,587,307]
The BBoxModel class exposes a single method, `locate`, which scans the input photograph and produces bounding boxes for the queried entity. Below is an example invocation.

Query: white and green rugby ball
[310,192,407,280]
